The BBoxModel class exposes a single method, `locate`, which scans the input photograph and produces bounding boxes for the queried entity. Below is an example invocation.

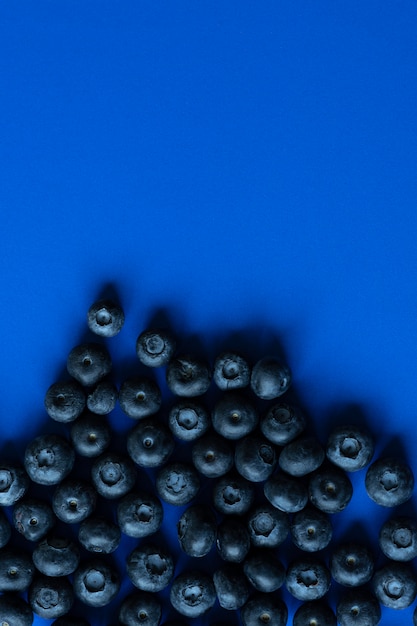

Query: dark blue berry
[67,342,112,386]
[330,542,374,587]
[44,380,86,423]
[0,509,11,547]
[29,574,74,619]
[293,601,336,626]
[119,377,162,419]
[70,412,111,458]
[0,594,33,626]
[32,536,80,577]
[365,456,414,507]
[136,328,176,367]
[73,559,120,607]
[78,517,121,554]
[177,504,217,557]
[0,548,35,591]
[87,299,124,337]
[91,453,136,499]
[168,400,210,441]
[372,561,417,609]
[241,593,288,626]
[86,379,118,415]
[117,491,163,538]
[126,543,174,592]
[166,354,211,397]
[308,465,353,514]
[52,479,97,524]
[24,434,75,485]
[119,591,162,626]
[216,516,251,563]
[13,498,55,542]
[0,463,29,505]
[170,570,216,618]
[213,564,250,610]
[279,435,325,477]
[212,472,255,516]
[213,351,251,390]
[243,550,285,592]
[291,506,333,552]
[191,432,234,478]
[260,402,305,445]
[264,473,308,513]
[336,589,381,626]
[212,392,258,440]
[127,418,175,467]
[246,504,289,548]
[326,424,374,472]
[250,356,291,400]
[379,516,417,561]
[286,558,331,601]
[155,462,200,506]
[234,434,277,482]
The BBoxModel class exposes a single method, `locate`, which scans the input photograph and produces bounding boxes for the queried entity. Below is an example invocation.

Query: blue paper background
[1,1,417,624]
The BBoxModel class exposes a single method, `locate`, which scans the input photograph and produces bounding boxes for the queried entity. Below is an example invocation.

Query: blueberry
[168,400,210,441]
[119,591,162,626]
[70,412,111,458]
[126,418,175,467]
[372,561,417,609]
[326,424,374,472]
[136,328,176,367]
[336,589,381,626]
[52,617,90,626]
[32,536,80,577]
[91,453,136,499]
[87,299,125,337]
[213,351,251,390]
[13,498,55,542]
[279,435,325,477]
[234,434,277,482]
[250,356,291,400]
[119,377,162,419]
[212,472,255,516]
[291,505,333,552]
[67,342,112,386]
[170,570,216,618]
[191,432,234,478]
[78,517,121,554]
[44,380,86,423]
[308,465,353,514]
[117,491,163,538]
[293,600,336,626]
[0,463,29,506]
[0,594,33,626]
[216,516,251,563]
[29,574,74,619]
[73,559,120,607]
[241,593,288,626]
[126,543,174,591]
[177,504,217,557]
[246,504,290,548]
[379,516,417,561]
[24,434,75,485]
[52,479,97,524]
[0,509,11,547]
[260,402,306,445]
[365,456,414,507]
[166,354,211,397]
[155,462,200,506]
[212,392,258,440]
[243,550,285,592]
[0,548,35,591]
[330,542,374,587]
[286,558,331,601]
[86,379,118,415]
[213,564,250,610]
[263,473,308,513]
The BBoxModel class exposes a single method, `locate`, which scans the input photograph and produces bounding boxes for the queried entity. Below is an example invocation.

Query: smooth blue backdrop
[0,2,417,625]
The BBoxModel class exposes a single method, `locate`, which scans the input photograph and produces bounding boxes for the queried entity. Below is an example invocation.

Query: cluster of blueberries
[1,297,417,626]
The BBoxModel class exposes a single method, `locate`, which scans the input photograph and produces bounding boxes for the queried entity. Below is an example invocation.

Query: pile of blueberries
[1,297,417,626]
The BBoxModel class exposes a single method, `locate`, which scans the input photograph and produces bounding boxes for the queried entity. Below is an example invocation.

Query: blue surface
[1,1,417,624]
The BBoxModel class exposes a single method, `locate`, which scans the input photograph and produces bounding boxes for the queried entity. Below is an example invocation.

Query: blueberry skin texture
[250,356,291,400]
[279,436,325,477]
[330,542,374,587]
[264,473,308,513]
[91,453,137,500]
[213,351,251,390]
[155,462,200,506]
[246,504,290,548]
[168,400,210,441]
[177,504,217,557]
[0,594,33,626]
[32,536,80,577]
[241,593,288,626]
[24,434,75,486]
[127,418,175,468]
[0,464,29,506]
[86,379,118,415]
[234,434,277,483]
[170,570,216,618]
[308,466,353,514]
[260,402,306,446]
[29,574,74,619]
[326,424,374,472]
[0,548,35,591]
[243,550,285,592]
[73,559,120,607]
[87,299,125,337]
[44,380,86,423]
[365,456,414,507]
[216,516,251,563]
[126,543,174,591]
[70,412,111,458]
[213,564,250,610]
[119,377,162,419]
[52,479,97,524]
[13,498,55,542]
[119,591,162,626]
[372,561,417,609]
[166,354,212,397]
[211,392,259,440]
[379,516,417,561]
[291,506,333,552]
[136,328,176,367]
[117,491,163,538]
[0,509,11,547]
[336,589,381,626]
[212,472,255,516]
[293,601,336,626]
[191,432,234,478]
[286,558,331,601]
[67,342,112,387]
[78,517,121,554]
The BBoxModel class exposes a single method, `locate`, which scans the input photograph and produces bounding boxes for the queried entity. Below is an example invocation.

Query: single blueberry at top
[87,299,125,337]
